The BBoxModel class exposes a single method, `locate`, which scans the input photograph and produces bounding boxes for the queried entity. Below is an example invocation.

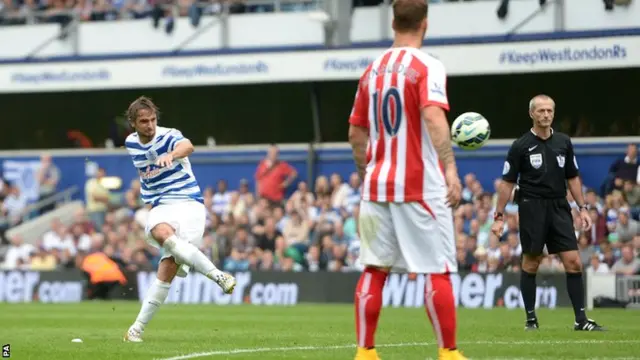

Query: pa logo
[2,344,10,358]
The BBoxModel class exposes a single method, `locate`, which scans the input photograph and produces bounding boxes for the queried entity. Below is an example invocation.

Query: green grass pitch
[0,302,638,360]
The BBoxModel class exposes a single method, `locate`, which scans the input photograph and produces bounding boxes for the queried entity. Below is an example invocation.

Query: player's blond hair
[126,96,160,124]
[392,0,428,33]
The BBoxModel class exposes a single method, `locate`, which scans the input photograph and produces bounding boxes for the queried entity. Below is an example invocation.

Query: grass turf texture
[0,302,638,360]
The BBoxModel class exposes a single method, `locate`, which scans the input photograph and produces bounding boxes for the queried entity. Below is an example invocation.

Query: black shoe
[574,319,605,331]
[525,318,539,331]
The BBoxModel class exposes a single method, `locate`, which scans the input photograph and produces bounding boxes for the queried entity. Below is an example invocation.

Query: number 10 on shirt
[372,87,403,138]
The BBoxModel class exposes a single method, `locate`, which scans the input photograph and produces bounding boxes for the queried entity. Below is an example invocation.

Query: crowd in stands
[1,144,640,278]
[0,0,484,26]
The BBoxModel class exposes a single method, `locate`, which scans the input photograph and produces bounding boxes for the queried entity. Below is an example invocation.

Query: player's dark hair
[126,96,160,124]
[392,0,428,33]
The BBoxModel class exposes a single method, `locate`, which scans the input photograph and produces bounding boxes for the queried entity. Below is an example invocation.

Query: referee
[491,94,604,331]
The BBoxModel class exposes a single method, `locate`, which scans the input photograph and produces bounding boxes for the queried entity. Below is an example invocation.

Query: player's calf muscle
[158,258,179,282]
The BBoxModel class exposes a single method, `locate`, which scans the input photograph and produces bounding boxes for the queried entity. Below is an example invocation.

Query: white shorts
[145,201,206,261]
[358,199,457,274]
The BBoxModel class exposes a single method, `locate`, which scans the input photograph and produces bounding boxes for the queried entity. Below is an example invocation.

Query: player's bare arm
[170,138,194,159]
[567,176,592,231]
[348,124,368,181]
[156,138,194,167]
[422,105,461,206]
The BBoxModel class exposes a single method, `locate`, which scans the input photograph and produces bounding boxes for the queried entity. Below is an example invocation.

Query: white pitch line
[155,339,640,360]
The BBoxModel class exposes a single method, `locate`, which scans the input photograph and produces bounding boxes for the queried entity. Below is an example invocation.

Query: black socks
[520,270,538,320]
[566,272,587,322]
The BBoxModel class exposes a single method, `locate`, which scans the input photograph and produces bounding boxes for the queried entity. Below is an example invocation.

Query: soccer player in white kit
[123,96,236,342]
[349,1,465,360]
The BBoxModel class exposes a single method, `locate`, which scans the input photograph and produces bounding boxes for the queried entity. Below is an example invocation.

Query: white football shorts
[144,200,206,261]
[358,199,457,274]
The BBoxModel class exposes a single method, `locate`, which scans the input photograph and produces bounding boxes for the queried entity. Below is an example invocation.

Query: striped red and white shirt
[349,47,449,203]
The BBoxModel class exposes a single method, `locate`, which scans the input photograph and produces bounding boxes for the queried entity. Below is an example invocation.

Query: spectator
[78,250,128,300]
[29,245,58,270]
[623,180,640,211]
[615,208,640,244]
[237,178,255,207]
[85,167,110,229]
[224,226,255,272]
[314,175,331,198]
[255,217,283,255]
[282,209,309,252]
[577,233,595,267]
[124,179,144,212]
[254,145,297,207]
[612,245,640,275]
[36,153,61,214]
[586,253,610,275]
[2,182,28,228]
[212,179,231,217]
[585,189,604,214]
[329,173,350,209]
[1,235,34,269]
[289,181,315,210]
[344,172,361,214]
[472,247,489,273]
[224,192,247,221]
[602,143,639,195]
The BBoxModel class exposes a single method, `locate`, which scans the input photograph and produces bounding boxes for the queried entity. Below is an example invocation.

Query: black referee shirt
[502,129,579,199]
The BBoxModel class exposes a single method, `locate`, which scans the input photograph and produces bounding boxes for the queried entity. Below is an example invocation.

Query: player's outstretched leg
[125,258,176,342]
[424,274,467,360]
[559,251,604,331]
[354,267,387,360]
[154,224,236,294]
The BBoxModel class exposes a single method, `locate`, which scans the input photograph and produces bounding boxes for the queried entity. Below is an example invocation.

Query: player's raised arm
[168,129,194,159]
[348,82,370,182]
[156,129,194,168]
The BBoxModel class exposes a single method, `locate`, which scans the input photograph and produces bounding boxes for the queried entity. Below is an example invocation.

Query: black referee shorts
[518,198,578,256]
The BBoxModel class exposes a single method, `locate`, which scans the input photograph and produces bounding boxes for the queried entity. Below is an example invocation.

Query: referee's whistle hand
[580,211,593,231]
[491,220,505,237]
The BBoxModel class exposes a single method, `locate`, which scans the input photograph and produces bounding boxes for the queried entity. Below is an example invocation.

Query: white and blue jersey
[125,126,204,207]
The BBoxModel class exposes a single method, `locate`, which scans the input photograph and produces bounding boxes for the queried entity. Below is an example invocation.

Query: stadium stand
[1,143,639,278]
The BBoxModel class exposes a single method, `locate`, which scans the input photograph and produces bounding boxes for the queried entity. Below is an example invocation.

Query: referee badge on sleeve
[530,154,542,169]
[502,161,510,175]
[556,155,565,168]
[573,156,579,169]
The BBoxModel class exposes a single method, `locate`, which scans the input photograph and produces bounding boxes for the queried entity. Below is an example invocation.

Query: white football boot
[212,272,236,294]
[124,326,144,343]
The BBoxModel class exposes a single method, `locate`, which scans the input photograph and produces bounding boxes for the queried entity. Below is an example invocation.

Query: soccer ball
[451,112,491,150]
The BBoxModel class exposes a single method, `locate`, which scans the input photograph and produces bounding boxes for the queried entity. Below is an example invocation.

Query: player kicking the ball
[123,96,236,342]
[348,1,465,359]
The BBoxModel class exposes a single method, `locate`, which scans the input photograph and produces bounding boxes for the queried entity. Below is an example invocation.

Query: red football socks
[424,273,457,349]
[354,267,388,348]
